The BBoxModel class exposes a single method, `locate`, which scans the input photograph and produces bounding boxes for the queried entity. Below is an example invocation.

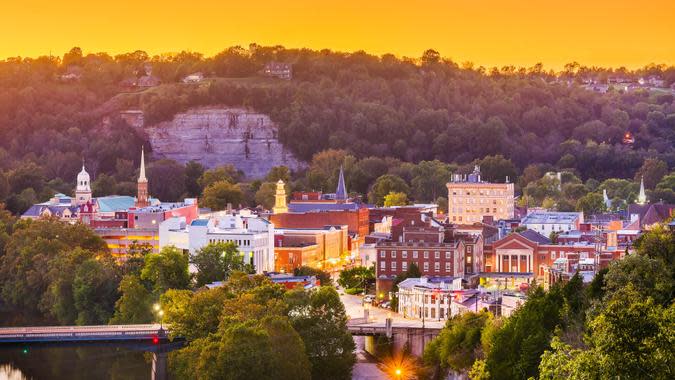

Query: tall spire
[138,146,147,183]
[637,176,646,205]
[335,165,347,201]
[135,147,149,208]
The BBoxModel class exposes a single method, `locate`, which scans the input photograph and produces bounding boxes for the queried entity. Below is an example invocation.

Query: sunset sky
[2,1,674,69]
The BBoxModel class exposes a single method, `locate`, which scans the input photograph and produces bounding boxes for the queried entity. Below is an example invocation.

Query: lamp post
[395,368,402,379]
[154,303,164,330]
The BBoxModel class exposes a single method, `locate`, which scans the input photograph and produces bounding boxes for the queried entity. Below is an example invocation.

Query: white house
[159,211,275,273]
[521,211,583,236]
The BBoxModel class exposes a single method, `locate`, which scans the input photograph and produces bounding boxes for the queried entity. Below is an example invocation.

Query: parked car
[363,295,375,303]
[380,301,391,309]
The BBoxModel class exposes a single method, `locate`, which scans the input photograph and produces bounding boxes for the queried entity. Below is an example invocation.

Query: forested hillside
[0,45,673,213]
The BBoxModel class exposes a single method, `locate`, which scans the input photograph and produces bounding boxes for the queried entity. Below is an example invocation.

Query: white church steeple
[637,176,647,205]
[75,160,92,206]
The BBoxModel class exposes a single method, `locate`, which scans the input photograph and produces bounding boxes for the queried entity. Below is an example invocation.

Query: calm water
[0,344,156,380]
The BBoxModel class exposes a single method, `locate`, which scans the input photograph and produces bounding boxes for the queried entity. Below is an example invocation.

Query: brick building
[483,230,623,283]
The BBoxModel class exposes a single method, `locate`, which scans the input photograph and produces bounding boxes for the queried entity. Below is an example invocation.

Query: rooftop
[522,211,582,224]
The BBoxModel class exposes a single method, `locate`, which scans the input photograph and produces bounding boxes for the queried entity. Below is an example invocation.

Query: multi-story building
[520,211,583,236]
[159,210,275,273]
[263,62,292,80]
[446,166,514,223]
[397,277,463,320]
[482,230,624,286]
[274,225,350,272]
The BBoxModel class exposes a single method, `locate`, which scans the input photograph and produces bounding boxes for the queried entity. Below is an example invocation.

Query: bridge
[0,324,169,343]
[347,318,443,357]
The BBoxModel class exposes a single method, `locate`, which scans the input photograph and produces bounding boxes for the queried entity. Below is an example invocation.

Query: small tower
[603,189,612,210]
[75,161,92,206]
[335,166,348,203]
[637,176,647,205]
[136,147,149,208]
[272,179,288,214]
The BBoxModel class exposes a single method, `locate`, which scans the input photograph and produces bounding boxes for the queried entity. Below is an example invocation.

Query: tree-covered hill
[0,45,673,212]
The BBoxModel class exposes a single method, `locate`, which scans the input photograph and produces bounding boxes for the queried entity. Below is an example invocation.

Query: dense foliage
[164,273,355,380]
[423,227,675,379]
[1,46,673,214]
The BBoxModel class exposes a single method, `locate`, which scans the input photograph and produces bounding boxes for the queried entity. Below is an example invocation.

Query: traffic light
[21,347,29,354]
[152,336,159,345]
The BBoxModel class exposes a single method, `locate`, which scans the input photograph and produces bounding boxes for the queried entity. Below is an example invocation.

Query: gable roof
[520,229,552,244]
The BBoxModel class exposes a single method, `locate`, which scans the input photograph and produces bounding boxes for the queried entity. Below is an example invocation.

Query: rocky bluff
[144,107,304,178]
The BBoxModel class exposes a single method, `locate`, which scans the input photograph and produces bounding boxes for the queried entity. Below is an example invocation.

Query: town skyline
[2,1,675,69]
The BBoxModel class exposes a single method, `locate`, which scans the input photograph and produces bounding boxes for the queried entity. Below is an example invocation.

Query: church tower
[637,176,647,205]
[335,166,348,203]
[75,161,92,206]
[135,147,149,208]
[273,180,288,214]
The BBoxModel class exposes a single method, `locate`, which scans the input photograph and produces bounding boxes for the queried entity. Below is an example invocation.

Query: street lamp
[395,368,402,379]
[154,303,164,330]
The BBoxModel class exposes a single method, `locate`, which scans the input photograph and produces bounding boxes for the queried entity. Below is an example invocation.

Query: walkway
[0,324,167,343]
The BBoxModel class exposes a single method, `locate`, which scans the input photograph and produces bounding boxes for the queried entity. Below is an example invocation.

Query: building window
[402,262,408,270]
[434,262,440,272]
[380,261,386,269]
[445,262,451,271]
[435,251,440,259]
[413,251,418,258]
[402,251,408,259]
[424,262,429,271]
[380,250,385,258]
[551,252,556,259]
[445,251,451,259]
[392,262,397,270]
[392,251,396,259]
[424,251,429,259]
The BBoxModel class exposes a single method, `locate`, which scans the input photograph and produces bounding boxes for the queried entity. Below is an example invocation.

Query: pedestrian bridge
[0,324,169,343]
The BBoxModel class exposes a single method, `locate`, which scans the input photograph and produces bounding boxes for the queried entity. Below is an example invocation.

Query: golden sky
[2,1,674,69]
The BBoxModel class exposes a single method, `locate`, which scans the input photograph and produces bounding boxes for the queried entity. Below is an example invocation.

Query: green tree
[575,192,606,214]
[384,191,408,207]
[368,174,410,206]
[141,245,190,293]
[286,286,356,380]
[198,164,242,188]
[634,158,668,189]
[254,182,277,210]
[337,266,375,292]
[294,266,333,287]
[201,180,244,210]
[266,166,291,183]
[109,275,154,324]
[424,311,493,373]
[184,160,205,197]
[192,242,248,287]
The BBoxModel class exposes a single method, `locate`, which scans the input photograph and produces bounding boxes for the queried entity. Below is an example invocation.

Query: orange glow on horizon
[1,1,674,69]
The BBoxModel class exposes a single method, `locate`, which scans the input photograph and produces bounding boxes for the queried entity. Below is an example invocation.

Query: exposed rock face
[145,107,304,178]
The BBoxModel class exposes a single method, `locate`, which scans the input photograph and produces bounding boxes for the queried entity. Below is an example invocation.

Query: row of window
[452,198,503,205]
[380,261,451,272]
[451,207,502,214]
[380,250,452,259]
[450,189,508,196]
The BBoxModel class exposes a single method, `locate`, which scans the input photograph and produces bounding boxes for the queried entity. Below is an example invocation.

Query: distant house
[263,62,292,80]
[137,75,161,88]
[182,72,204,83]
[628,203,675,229]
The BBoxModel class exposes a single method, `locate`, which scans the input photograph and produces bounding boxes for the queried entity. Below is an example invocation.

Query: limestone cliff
[144,107,304,178]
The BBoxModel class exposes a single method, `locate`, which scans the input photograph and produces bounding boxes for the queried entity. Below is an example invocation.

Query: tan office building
[447,166,514,223]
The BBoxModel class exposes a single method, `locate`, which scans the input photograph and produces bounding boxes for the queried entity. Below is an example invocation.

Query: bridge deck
[0,324,169,343]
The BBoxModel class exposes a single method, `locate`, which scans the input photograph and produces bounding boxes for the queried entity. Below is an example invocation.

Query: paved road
[352,335,388,380]
[340,293,445,329]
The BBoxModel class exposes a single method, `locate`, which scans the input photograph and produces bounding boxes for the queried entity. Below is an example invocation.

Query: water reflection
[0,345,152,380]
